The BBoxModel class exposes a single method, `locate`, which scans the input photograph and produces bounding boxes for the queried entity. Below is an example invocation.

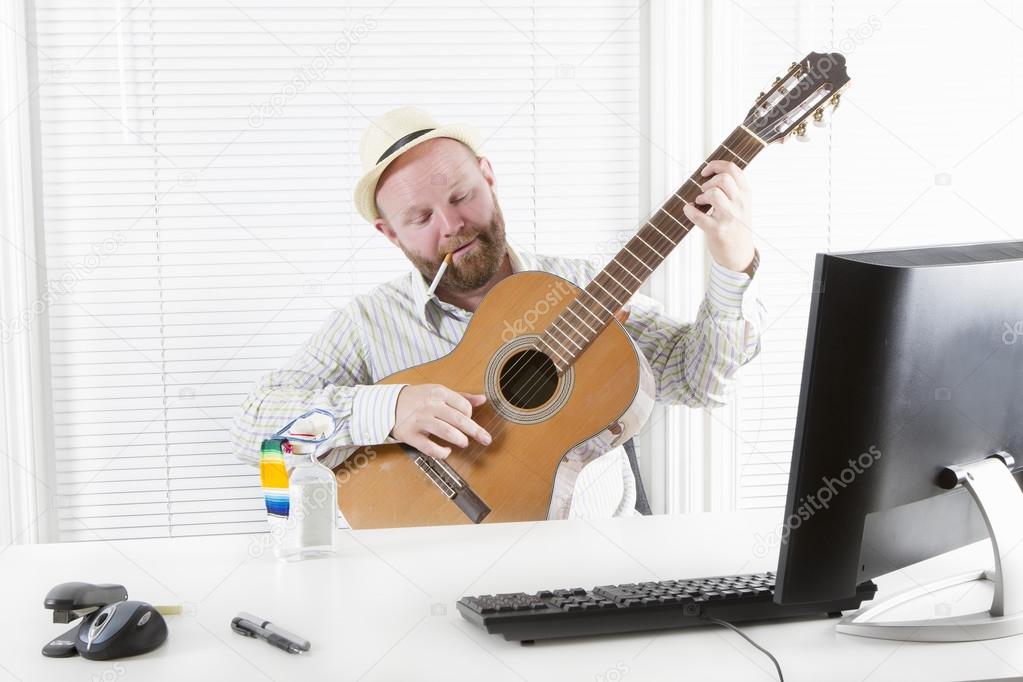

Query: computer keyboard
[457,571,877,643]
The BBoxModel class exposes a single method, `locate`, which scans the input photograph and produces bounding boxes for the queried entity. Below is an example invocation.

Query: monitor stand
[836,452,1023,642]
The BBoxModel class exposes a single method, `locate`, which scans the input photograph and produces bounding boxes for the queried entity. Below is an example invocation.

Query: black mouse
[74,600,167,660]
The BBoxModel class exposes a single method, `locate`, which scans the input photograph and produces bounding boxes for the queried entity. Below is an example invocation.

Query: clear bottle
[275,412,338,561]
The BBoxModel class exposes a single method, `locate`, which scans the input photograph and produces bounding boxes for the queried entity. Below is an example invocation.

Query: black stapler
[42,582,128,657]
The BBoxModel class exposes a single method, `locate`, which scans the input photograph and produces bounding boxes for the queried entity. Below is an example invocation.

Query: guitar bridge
[401,444,491,524]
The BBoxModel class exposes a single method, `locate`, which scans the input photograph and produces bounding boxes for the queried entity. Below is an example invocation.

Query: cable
[700,615,784,682]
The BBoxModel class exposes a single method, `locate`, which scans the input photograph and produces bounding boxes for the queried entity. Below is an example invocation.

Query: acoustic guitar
[333,52,851,529]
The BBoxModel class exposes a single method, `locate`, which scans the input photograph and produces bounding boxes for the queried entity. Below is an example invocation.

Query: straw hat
[353,106,482,223]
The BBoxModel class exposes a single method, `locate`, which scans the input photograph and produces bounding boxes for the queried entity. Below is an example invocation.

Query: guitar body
[332,51,853,529]
[333,270,641,529]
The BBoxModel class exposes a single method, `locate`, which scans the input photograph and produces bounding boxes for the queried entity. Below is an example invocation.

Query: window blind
[728,0,834,510]
[31,0,643,540]
[730,0,1023,510]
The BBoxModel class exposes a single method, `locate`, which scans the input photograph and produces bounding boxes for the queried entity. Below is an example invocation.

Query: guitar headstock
[745,52,851,144]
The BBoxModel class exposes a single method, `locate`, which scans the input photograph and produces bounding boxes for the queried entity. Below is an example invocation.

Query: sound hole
[499,349,558,410]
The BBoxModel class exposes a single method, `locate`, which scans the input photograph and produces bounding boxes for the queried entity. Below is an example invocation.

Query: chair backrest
[621,437,652,515]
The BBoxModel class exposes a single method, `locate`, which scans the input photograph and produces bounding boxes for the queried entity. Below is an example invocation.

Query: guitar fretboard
[536,125,766,373]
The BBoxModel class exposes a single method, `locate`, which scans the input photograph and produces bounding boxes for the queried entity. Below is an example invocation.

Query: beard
[402,191,508,294]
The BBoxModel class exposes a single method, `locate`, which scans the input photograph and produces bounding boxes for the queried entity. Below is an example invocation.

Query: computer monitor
[773,240,1023,641]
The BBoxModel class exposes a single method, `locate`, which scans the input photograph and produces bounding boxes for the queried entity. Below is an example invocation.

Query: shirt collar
[409,240,535,327]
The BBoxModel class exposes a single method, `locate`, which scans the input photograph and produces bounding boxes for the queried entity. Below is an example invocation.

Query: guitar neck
[537,125,767,373]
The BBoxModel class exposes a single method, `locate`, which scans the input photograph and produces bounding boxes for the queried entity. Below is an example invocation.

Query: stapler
[42,582,127,657]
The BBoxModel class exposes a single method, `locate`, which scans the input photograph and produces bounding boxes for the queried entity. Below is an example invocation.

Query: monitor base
[837,454,1023,642]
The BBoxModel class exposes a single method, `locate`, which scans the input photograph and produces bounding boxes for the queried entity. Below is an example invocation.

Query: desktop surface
[0,512,1018,682]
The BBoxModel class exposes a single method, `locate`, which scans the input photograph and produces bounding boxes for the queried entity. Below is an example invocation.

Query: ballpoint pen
[231,614,310,654]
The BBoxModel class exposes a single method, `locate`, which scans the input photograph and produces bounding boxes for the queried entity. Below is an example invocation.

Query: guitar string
[374,136,761,505]
[381,65,839,505]
[407,78,822,458]
[466,134,761,432]
[474,131,762,433]
[443,136,763,478]
[431,134,762,484]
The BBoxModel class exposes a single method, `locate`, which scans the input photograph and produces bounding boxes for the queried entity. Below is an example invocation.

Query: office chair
[621,437,651,515]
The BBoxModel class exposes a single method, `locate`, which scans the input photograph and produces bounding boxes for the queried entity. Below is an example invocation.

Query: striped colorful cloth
[259,438,291,518]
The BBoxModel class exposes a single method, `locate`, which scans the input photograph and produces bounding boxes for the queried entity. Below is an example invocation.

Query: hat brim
[354,124,481,224]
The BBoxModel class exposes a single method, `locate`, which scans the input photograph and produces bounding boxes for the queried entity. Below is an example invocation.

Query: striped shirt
[230,241,764,519]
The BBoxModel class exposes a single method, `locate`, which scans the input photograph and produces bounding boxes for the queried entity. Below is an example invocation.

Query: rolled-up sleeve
[571,251,765,409]
[229,307,406,469]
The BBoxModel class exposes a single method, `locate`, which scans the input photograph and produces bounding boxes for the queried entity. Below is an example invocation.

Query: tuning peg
[812,108,827,127]
[793,121,809,142]
[830,93,841,109]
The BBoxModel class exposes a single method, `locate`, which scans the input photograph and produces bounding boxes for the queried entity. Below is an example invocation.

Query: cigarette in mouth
[427,252,453,296]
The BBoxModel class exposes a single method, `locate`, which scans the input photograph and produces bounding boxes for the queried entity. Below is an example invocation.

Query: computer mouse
[74,600,167,660]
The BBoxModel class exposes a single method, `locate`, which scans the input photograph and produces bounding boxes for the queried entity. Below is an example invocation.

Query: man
[231,106,764,520]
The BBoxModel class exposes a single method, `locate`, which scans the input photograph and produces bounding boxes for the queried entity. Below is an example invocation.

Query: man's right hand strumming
[389,384,492,459]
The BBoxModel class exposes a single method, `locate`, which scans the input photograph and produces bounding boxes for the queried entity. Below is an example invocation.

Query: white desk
[0,511,1019,682]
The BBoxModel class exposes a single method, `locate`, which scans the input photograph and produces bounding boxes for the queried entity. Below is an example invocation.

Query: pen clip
[231,617,260,638]
[237,611,311,652]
